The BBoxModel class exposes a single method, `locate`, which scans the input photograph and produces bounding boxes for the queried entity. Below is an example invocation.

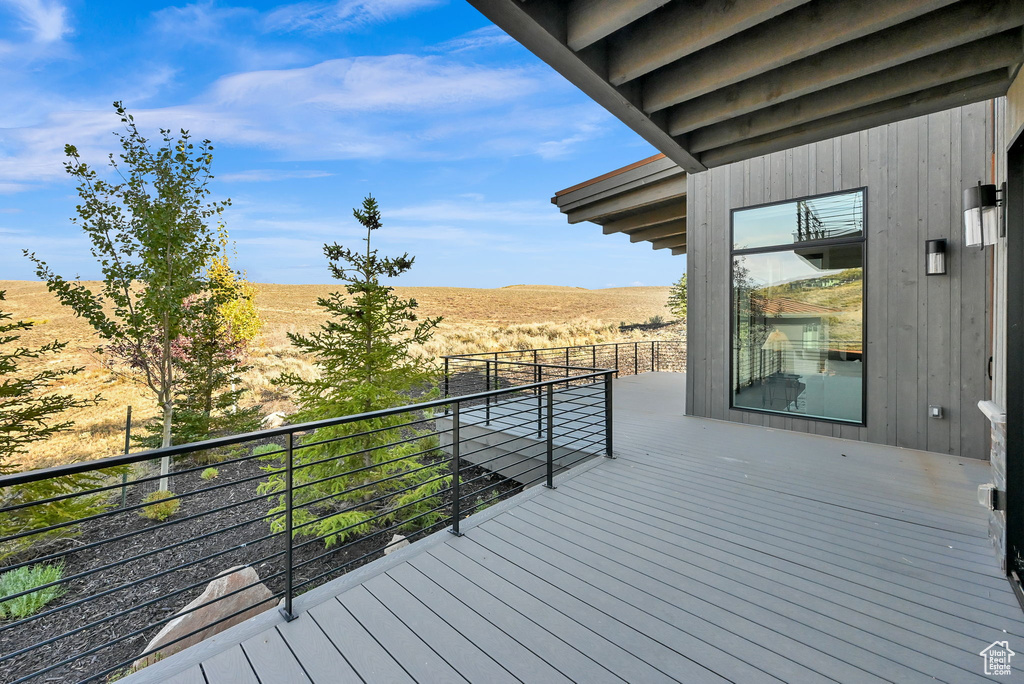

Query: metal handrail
[0,359,615,684]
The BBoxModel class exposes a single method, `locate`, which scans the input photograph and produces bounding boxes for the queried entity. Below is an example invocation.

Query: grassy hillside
[1,280,679,470]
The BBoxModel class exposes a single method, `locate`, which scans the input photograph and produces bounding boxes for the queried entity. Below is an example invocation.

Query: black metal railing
[442,339,685,401]
[0,364,614,684]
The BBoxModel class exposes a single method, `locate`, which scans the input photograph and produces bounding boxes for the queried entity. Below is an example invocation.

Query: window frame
[728,187,868,427]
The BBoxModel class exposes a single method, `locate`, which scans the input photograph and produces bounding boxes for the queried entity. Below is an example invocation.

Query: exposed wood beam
[607,0,809,86]
[667,0,1024,136]
[467,0,706,172]
[700,70,1011,167]
[566,176,685,224]
[628,220,686,242]
[690,33,1024,154]
[567,0,669,52]
[642,0,960,113]
[651,235,687,250]
[670,246,686,256]
[557,165,682,212]
[600,202,686,234]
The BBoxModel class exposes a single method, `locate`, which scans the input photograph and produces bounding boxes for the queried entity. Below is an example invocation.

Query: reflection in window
[731,191,865,424]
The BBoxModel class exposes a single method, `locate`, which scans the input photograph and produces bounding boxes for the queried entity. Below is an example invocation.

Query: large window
[731,189,865,424]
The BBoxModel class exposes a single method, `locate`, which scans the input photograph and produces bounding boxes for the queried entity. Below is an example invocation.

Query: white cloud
[0,52,602,187]
[217,169,334,182]
[3,0,69,43]
[432,26,514,53]
[264,0,441,34]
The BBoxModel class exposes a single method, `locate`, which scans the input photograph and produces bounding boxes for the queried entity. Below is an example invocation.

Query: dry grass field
[2,280,680,471]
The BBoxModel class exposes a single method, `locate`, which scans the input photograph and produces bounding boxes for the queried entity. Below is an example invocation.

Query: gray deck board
[409,552,622,684]
[339,586,468,683]
[307,598,414,684]
[240,628,311,684]
[362,573,519,684]
[274,612,362,684]
[199,647,258,684]
[160,666,206,684]
[126,373,1024,684]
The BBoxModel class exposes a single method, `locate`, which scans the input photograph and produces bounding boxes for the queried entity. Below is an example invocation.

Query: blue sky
[0,0,685,288]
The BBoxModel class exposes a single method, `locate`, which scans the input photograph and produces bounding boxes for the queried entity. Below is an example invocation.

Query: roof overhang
[468,0,1024,171]
[552,153,687,255]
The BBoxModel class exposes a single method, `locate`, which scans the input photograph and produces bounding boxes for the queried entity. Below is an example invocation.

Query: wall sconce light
[963,182,1005,247]
[925,239,947,276]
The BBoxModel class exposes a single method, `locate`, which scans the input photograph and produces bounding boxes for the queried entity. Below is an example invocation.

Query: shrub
[0,562,66,619]
[139,491,180,522]
[647,315,665,326]
[200,468,219,481]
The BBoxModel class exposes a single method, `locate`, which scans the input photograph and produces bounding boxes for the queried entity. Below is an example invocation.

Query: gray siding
[686,103,992,458]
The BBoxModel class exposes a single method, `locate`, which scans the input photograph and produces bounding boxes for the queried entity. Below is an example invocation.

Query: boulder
[133,566,274,670]
[261,412,287,429]
[383,533,410,555]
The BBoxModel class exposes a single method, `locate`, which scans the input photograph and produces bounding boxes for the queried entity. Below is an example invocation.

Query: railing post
[280,432,296,621]
[651,341,655,372]
[536,364,543,438]
[604,372,614,459]
[443,357,450,416]
[450,404,463,536]
[485,359,491,425]
[546,383,556,489]
[121,406,132,509]
[592,345,596,368]
[614,343,619,376]
[634,342,638,376]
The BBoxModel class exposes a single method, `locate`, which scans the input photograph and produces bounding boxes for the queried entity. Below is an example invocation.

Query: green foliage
[0,291,100,472]
[140,490,180,521]
[253,444,280,458]
[0,562,66,619]
[200,467,219,481]
[666,274,687,322]
[0,469,124,561]
[262,195,446,548]
[26,103,230,488]
[0,290,120,561]
[646,315,665,327]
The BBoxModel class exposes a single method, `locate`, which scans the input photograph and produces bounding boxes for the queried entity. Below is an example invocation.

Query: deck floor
[130,373,1024,684]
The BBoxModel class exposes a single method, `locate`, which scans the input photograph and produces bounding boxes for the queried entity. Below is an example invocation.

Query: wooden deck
[128,372,1024,684]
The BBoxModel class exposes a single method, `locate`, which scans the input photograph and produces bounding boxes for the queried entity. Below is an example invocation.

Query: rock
[133,566,274,670]
[261,412,287,429]
[383,533,409,555]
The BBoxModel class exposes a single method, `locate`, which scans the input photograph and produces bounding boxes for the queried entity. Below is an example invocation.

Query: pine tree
[260,195,445,548]
[0,291,115,560]
[136,236,263,454]
[667,273,687,322]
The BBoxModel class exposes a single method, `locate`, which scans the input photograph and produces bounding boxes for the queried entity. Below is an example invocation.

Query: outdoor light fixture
[925,239,947,276]
[963,182,1006,247]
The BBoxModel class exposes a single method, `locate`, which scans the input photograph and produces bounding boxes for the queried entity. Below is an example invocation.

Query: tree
[260,195,446,548]
[136,235,264,453]
[667,273,687,322]
[26,103,228,490]
[0,291,113,560]
[0,291,98,472]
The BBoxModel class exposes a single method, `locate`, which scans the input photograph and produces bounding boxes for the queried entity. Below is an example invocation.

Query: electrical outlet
[929,405,943,419]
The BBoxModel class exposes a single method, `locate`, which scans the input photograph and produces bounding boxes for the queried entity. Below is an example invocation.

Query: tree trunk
[160,401,172,491]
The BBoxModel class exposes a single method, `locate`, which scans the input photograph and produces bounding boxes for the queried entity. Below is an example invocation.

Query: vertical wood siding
[686,102,992,458]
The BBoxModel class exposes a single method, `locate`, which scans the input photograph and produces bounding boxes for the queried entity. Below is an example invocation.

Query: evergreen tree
[136,236,263,453]
[260,195,445,548]
[667,273,687,322]
[0,291,115,560]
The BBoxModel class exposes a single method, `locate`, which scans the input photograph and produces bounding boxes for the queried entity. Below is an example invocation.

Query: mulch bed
[0,433,520,684]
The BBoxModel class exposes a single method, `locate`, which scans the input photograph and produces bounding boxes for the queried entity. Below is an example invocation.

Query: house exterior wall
[988,75,1023,570]
[686,102,993,458]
